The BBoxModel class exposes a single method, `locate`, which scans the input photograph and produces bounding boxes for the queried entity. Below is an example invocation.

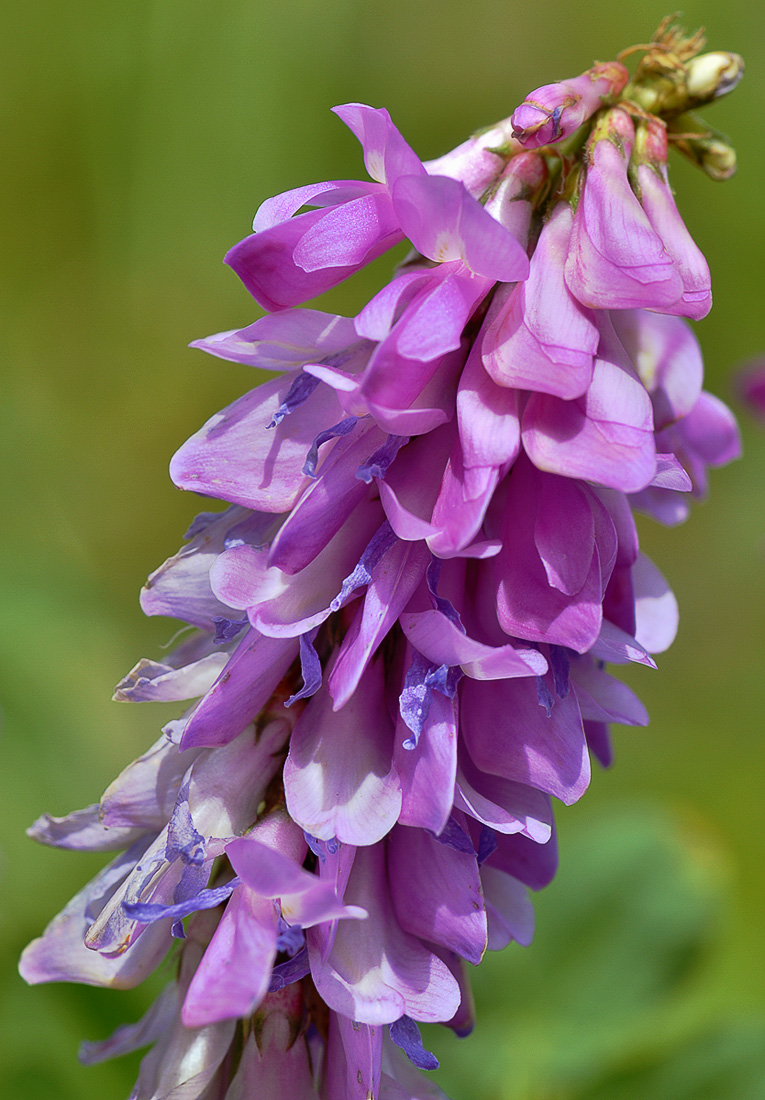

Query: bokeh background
[2,2,764,1097]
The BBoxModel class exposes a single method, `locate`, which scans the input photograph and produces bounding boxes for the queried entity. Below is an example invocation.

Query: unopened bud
[511,61,629,149]
[670,117,737,180]
[686,52,744,104]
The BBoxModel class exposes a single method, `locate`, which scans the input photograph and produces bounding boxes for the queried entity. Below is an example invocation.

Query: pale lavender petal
[632,553,679,654]
[214,499,382,638]
[308,842,460,1024]
[113,653,228,704]
[27,805,145,853]
[611,310,704,429]
[590,620,657,668]
[79,983,180,1064]
[19,841,172,988]
[681,391,741,469]
[284,658,401,846]
[170,375,346,512]
[140,507,251,630]
[571,659,649,726]
[481,867,534,948]
[190,309,362,370]
[100,731,203,832]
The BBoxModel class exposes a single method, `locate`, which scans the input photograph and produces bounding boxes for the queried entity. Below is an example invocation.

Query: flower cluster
[21,22,742,1100]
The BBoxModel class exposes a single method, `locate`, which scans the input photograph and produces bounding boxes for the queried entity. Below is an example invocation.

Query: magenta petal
[326,1010,383,1100]
[227,837,366,928]
[637,164,712,320]
[565,124,683,310]
[329,539,430,708]
[308,842,460,1024]
[571,658,649,726]
[180,630,297,749]
[523,315,656,493]
[226,199,403,312]
[458,337,521,470]
[181,888,277,1027]
[392,174,530,282]
[253,180,377,231]
[267,424,386,574]
[388,824,487,964]
[332,103,425,185]
[394,265,492,363]
[294,192,402,271]
[170,375,346,512]
[455,752,553,842]
[394,689,458,835]
[484,204,597,398]
[400,607,546,680]
[284,659,401,845]
[461,676,590,805]
[494,461,614,653]
[486,827,558,891]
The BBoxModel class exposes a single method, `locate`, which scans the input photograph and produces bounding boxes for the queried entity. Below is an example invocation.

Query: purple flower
[21,27,743,1100]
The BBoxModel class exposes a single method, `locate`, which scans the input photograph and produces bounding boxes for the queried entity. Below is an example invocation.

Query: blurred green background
[2,2,764,1097]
